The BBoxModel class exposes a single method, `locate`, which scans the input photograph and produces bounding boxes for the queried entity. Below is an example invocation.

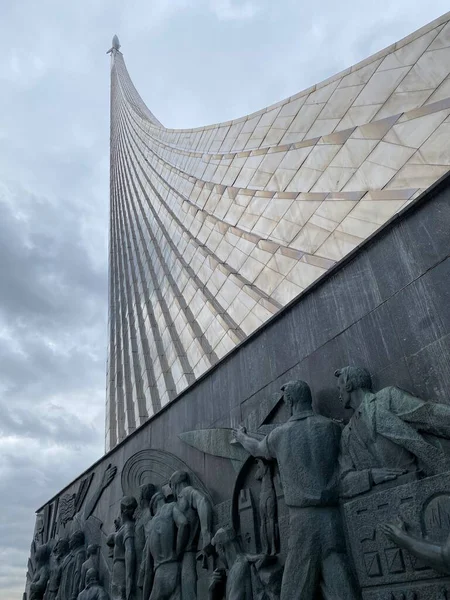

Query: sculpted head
[212,526,238,568]
[334,366,372,408]
[87,543,99,557]
[169,470,190,498]
[69,531,85,551]
[139,483,157,509]
[54,539,69,559]
[35,544,50,566]
[106,533,115,559]
[281,380,312,413]
[85,568,99,587]
[120,496,138,521]
[149,492,166,516]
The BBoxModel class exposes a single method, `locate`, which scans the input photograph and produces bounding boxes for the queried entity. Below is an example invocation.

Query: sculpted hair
[282,380,312,407]
[169,470,190,490]
[334,366,372,391]
[85,568,99,584]
[35,544,50,563]
[212,526,237,547]
[120,495,138,516]
[139,483,157,503]
[55,539,69,555]
[70,531,85,546]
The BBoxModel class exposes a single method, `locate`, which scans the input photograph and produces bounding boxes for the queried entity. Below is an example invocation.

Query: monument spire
[105,13,450,450]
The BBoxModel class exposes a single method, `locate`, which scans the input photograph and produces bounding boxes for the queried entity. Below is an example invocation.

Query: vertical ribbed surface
[106,13,450,449]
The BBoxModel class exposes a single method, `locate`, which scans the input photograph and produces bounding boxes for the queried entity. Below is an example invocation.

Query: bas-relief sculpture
[26,365,450,600]
[139,491,188,600]
[77,569,109,600]
[234,380,359,600]
[169,470,214,599]
[254,459,279,557]
[134,485,156,600]
[382,519,450,576]
[81,545,100,593]
[111,496,137,600]
[29,545,50,600]
[336,367,450,499]
[44,539,69,600]
[209,526,282,600]
[336,366,450,599]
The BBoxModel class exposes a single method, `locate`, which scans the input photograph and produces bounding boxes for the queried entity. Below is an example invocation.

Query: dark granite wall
[30,173,450,598]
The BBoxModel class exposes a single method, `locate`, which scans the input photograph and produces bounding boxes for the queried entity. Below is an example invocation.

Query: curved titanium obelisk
[107,14,450,449]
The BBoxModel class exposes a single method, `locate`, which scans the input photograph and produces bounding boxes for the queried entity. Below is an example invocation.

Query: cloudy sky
[0,0,448,597]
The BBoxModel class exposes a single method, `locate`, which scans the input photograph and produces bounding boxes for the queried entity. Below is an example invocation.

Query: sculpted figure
[336,366,450,499]
[80,545,100,592]
[381,519,450,575]
[44,539,70,600]
[77,569,109,600]
[135,485,156,557]
[140,492,189,600]
[29,544,50,600]
[255,459,279,556]
[209,527,282,600]
[111,496,137,600]
[209,527,252,600]
[234,380,359,600]
[169,471,213,600]
[135,485,156,600]
[69,531,87,600]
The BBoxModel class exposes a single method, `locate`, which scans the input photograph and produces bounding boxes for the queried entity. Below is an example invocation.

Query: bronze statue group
[28,365,450,600]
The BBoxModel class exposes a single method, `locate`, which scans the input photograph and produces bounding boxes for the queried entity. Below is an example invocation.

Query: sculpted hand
[371,468,406,485]
[101,464,117,489]
[209,568,226,596]
[211,568,226,584]
[380,518,406,542]
[233,425,247,444]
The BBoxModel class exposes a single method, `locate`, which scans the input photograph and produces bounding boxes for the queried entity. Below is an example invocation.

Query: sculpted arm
[142,539,154,600]
[124,534,136,600]
[83,465,117,522]
[233,427,271,459]
[381,522,450,574]
[71,554,84,600]
[31,568,49,593]
[339,436,406,499]
[339,447,372,498]
[190,489,213,549]
[393,389,450,438]
[173,505,190,557]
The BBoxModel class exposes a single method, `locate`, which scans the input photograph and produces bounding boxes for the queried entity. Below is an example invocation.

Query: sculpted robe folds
[340,386,450,498]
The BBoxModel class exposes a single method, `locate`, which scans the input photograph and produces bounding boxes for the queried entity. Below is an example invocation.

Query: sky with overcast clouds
[0,1,448,597]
